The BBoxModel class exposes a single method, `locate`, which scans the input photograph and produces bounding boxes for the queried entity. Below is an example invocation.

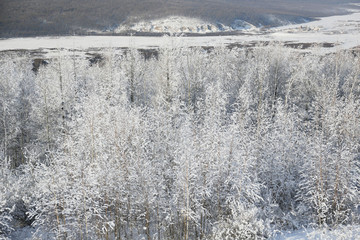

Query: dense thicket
[0,43,359,239]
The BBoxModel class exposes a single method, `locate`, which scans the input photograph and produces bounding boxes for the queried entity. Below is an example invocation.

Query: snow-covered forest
[1,44,359,239]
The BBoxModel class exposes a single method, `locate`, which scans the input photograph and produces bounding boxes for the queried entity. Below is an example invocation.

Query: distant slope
[0,0,359,37]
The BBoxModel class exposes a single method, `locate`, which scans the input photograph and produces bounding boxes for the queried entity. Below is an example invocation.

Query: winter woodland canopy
[0,42,359,239]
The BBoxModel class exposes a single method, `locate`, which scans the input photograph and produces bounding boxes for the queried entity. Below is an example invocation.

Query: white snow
[113,16,257,34]
[8,226,36,240]
[266,11,360,51]
[231,19,257,31]
[115,16,227,34]
[273,225,360,240]
[0,35,263,52]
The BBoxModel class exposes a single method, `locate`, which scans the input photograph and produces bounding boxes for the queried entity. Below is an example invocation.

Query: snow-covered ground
[0,10,360,55]
[269,9,360,50]
[114,16,257,34]
[9,225,359,240]
[273,225,360,240]
[7,226,36,240]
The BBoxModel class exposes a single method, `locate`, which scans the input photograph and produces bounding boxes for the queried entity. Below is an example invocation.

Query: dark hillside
[0,0,359,37]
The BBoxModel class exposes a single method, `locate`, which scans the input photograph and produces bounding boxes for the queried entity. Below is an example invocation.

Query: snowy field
[9,225,359,240]
[0,10,360,55]
[273,225,360,240]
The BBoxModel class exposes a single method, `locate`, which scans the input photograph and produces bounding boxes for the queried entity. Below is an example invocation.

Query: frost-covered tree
[0,158,14,238]
[1,43,360,240]
[257,102,306,230]
[297,57,360,227]
[0,58,22,167]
